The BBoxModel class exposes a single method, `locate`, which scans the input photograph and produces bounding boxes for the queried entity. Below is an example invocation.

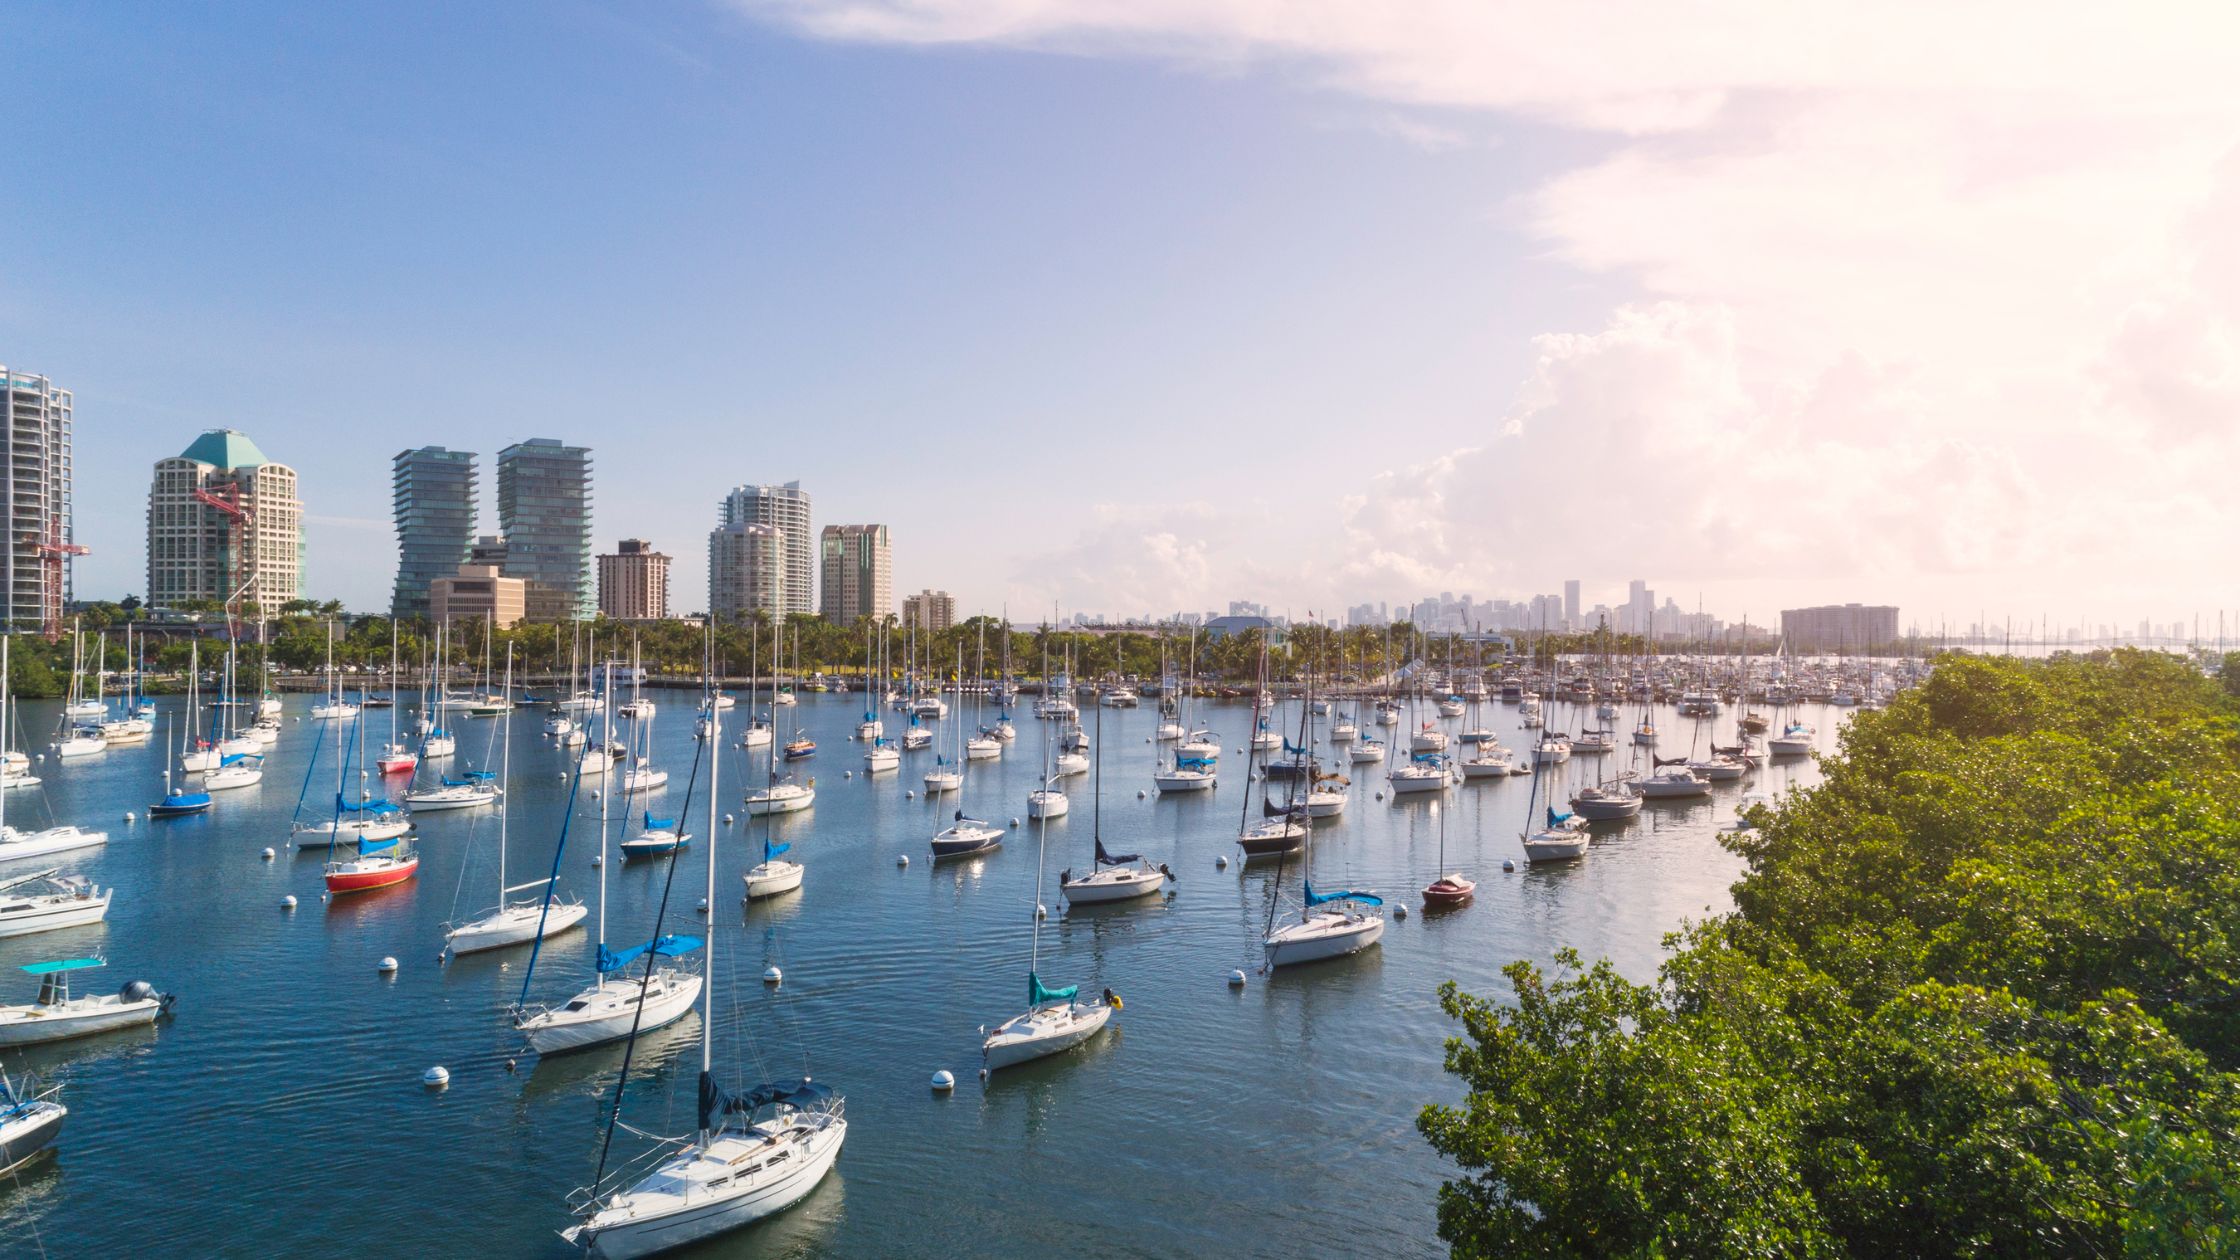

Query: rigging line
[589,709,707,1193]
[512,729,591,1013]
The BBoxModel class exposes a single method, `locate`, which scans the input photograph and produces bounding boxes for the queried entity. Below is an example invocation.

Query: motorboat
[0,1069,65,1175]
[0,870,111,938]
[0,825,107,864]
[931,815,1003,859]
[0,958,172,1047]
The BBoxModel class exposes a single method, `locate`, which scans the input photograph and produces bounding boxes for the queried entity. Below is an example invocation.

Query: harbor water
[0,691,1836,1257]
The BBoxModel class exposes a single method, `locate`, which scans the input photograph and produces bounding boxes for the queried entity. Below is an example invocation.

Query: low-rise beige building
[431,562,526,629]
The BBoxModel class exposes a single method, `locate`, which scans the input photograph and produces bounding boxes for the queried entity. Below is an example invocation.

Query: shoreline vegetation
[1421,649,2240,1257]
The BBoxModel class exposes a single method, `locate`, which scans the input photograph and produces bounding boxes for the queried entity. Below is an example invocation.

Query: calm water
[0,689,1835,1258]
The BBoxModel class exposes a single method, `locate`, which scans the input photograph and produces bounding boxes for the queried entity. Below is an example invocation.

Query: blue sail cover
[699,1073,832,1131]
[1095,839,1139,866]
[1412,751,1443,764]
[1176,755,1215,770]
[336,794,399,814]
[1303,879,1384,908]
[463,771,496,781]
[357,836,400,856]
[1029,970,1078,1007]
[1547,807,1575,827]
[596,934,703,974]
[219,752,259,767]
[1284,738,1307,755]
[764,839,791,861]
[644,812,675,830]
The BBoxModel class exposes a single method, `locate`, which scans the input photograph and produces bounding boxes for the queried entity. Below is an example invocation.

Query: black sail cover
[699,1073,832,1131]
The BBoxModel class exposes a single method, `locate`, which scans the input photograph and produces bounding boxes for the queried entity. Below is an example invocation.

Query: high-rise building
[1,366,74,632]
[391,446,477,620]
[818,524,891,623]
[902,588,955,632]
[1781,604,1900,652]
[708,522,785,620]
[718,482,812,615]
[597,538,671,621]
[1563,579,1581,630]
[496,438,592,621]
[147,429,301,612]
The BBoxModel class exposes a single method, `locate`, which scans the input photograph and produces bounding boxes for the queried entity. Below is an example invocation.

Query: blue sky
[6,2,2233,630]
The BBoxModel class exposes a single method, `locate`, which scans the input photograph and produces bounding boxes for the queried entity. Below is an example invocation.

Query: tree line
[1420,648,2240,1255]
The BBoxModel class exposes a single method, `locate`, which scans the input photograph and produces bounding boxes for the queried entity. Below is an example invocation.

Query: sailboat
[743,628,815,815]
[323,759,421,892]
[1262,671,1387,968]
[562,698,844,1254]
[981,798,1118,1072]
[929,676,1003,860]
[447,650,589,954]
[742,834,802,899]
[515,663,704,1056]
[0,958,172,1047]
[1420,798,1475,909]
[0,637,108,865]
[1236,643,1307,859]
[1059,703,1167,904]
[376,624,418,775]
[54,623,105,759]
[290,696,409,847]
[921,646,966,795]
[309,620,359,720]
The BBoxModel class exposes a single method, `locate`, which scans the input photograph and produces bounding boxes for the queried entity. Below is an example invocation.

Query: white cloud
[735,0,2240,615]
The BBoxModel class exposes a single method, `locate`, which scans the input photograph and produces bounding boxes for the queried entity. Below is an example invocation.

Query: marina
[0,682,1836,1255]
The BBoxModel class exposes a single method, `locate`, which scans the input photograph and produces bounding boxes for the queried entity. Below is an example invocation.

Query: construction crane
[25,522,89,642]
[192,483,256,637]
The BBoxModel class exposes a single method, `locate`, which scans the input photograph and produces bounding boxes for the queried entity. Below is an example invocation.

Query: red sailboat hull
[325,856,420,895]
[377,755,418,775]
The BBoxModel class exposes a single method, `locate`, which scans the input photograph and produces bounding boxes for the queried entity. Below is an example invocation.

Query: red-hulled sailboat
[325,834,419,895]
[1420,798,1475,909]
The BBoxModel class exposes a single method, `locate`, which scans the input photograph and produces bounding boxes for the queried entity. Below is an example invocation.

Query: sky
[5,1,2238,634]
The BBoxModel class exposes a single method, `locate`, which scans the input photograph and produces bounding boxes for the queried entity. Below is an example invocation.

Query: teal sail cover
[357,836,400,856]
[1546,807,1575,828]
[643,812,675,830]
[20,958,104,974]
[1029,970,1078,1006]
[1303,879,1383,908]
[597,934,703,974]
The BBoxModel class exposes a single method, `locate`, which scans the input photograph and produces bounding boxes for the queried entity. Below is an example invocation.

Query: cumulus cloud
[736,0,2240,614]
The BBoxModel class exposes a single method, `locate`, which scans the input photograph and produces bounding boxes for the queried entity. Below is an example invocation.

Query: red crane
[25,522,89,642]
[192,483,257,636]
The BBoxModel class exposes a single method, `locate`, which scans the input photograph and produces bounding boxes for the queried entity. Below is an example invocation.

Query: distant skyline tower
[1563,579,1581,630]
[147,429,302,611]
[1,366,76,633]
[708,521,785,620]
[391,446,477,620]
[719,481,812,615]
[818,524,891,623]
[496,438,593,621]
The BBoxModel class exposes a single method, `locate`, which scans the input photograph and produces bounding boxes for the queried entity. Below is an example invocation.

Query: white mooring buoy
[1035,903,1047,920]
[1228,969,1247,987]
[261,847,276,860]
[696,897,709,913]
[282,894,297,909]
[1215,855,1228,869]
[722,813,735,826]
[378,956,399,974]
[1502,859,1516,872]
[423,1066,450,1089]
[763,966,783,985]
[905,790,915,800]
[123,811,135,823]
[1394,905,1408,921]
[897,854,910,868]
[931,1069,955,1092]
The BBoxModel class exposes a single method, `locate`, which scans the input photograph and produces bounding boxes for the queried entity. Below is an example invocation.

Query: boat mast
[597,657,613,976]
[499,644,513,899]
[697,667,720,1147]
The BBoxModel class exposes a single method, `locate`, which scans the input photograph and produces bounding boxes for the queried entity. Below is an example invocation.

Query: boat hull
[1264,910,1384,968]
[447,901,588,955]
[1059,867,1164,904]
[568,1117,845,1260]
[743,789,814,816]
[0,1101,63,1175]
[324,856,420,895]
[0,889,112,937]
[520,971,702,1056]
[0,995,165,1047]
[982,1000,1113,1071]
[743,861,804,899]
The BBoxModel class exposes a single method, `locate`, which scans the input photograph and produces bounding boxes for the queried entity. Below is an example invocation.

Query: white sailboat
[1059,706,1166,905]
[0,869,111,938]
[982,798,1118,1071]
[563,698,844,1257]
[0,637,108,865]
[446,649,588,955]
[515,663,703,1056]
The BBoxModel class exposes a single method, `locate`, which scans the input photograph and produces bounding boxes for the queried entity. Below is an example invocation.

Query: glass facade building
[497,438,592,621]
[717,481,812,615]
[391,446,477,620]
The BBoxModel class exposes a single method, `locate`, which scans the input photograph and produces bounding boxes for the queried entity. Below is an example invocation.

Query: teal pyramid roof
[180,429,268,470]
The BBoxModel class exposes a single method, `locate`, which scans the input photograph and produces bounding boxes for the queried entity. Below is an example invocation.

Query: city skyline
[5,6,2238,628]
